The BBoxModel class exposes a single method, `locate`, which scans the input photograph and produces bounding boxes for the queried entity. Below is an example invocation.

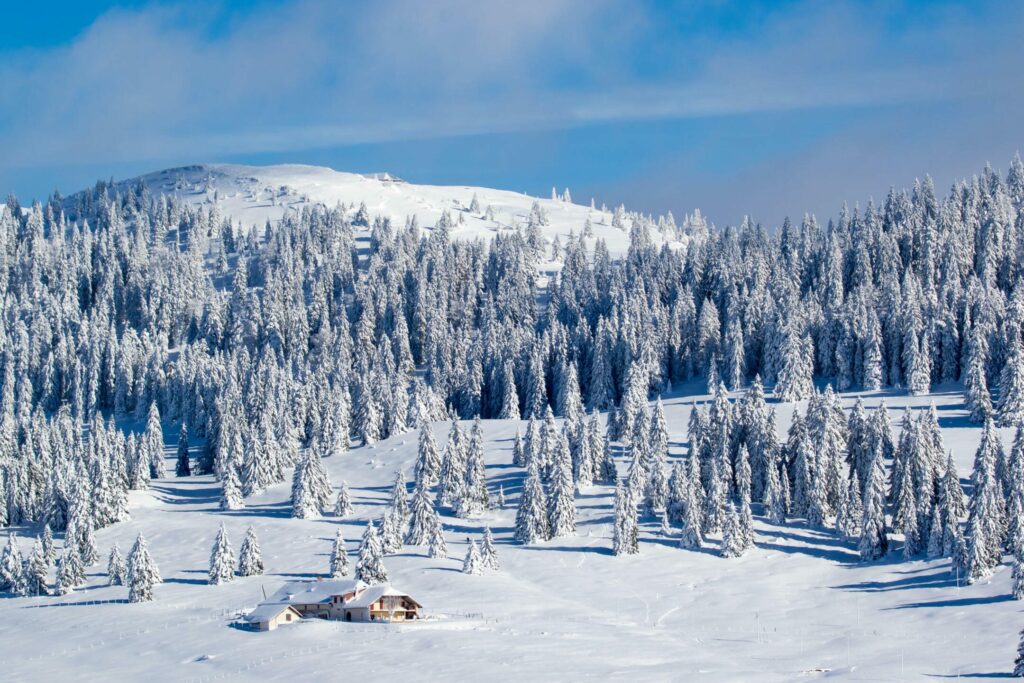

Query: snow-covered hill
[93,163,674,258]
[0,386,1019,681]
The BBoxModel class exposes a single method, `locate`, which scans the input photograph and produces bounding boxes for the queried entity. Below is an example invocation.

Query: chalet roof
[345,584,422,609]
[243,602,302,624]
[246,579,421,624]
[269,578,367,605]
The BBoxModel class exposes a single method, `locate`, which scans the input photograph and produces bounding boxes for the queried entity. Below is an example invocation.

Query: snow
[89,163,670,258]
[1,383,1020,680]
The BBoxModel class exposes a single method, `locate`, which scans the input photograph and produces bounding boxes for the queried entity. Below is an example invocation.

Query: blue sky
[1,1,1022,226]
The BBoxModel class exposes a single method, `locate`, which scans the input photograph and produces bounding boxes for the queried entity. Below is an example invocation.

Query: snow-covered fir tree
[515,464,549,544]
[238,526,263,577]
[414,422,442,487]
[25,538,49,596]
[127,533,161,603]
[859,445,889,562]
[330,529,350,578]
[55,544,85,595]
[354,521,388,585]
[965,418,1007,582]
[612,481,640,556]
[547,433,576,538]
[998,341,1024,427]
[107,542,126,586]
[462,539,484,575]
[334,481,354,517]
[428,519,447,559]
[720,502,747,558]
[480,527,499,571]
[0,535,27,595]
[209,523,235,585]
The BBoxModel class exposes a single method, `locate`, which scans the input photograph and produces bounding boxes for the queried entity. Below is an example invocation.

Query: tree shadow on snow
[164,577,208,586]
[150,480,221,506]
[756,540,859,564]
[884,594,1011,610]
[222,503,293,519]
[831,569,956,593]
[927,672,1015,679]
[519,544,614,557]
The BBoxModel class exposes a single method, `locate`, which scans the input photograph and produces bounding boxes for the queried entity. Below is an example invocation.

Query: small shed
[243,603,303,632]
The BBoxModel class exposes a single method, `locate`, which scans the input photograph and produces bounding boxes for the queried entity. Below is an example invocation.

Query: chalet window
[285,613,292,622]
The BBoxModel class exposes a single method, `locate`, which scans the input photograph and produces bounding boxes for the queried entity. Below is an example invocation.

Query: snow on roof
[243,602,301,624]
[246,579,366,622]
[268,578,366,605]
[344,585,421,609]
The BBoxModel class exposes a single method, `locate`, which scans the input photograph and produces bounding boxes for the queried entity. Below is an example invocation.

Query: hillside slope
[85,163,680,259]
[0,387,1018,681]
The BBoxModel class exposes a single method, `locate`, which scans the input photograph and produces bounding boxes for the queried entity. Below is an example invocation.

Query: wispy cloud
[2,1,1010,169]
[1,0,1022,220]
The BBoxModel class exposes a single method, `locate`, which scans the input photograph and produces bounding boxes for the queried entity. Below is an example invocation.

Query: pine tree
[415,422,442,486]
[547,433,577,538]
[775,324,813,401]
[209,523,235,585]
[462,540,484,575]
[334,481,354,517]
[1012,541,1024,600]
[512,429,526,468]
[330,529,350,578]
[737,490,755,548]
[291,451,321,519]
[457,417,489,516]
[390,471,410,524]
[1014,626,1024,676]
[238,526,264,577]
[146,402,165,479]
[127,533,161,603]
[354,521,388,585]
[966,418,1006,581]
[998,342,1024,427]
[859,445,889,561]
[405,484,436,546]
[598,432,617,483]
[895,457,920,558]
[25,538,48,596]
[220,460,244,511]
[428,519,447,559]
[612,481,640,555]
[175,423,191,477]
[379,507,404,554]
[480,527,499,571]
[41,524,55,565]
[55,544,85,595]
[836,471,862,539]
[78,516,99,566]
[0,535,26,595]
[764,458,787,525]
[679,457,705,550]
[965,329,993,423]
[720,502,747,558]
[107,542,126,586]
[498,362,520,420]
[514,464,549,544]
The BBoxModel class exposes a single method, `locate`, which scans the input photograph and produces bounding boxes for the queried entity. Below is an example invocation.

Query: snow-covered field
[1,384,1019,682]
